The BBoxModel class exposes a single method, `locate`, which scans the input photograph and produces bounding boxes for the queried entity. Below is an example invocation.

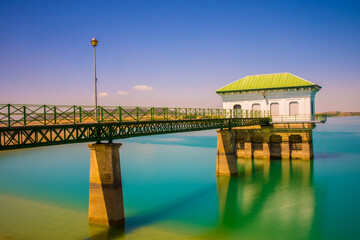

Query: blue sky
[0,0,359,111]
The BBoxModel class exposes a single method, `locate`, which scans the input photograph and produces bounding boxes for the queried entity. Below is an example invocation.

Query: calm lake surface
[0,117,360,240]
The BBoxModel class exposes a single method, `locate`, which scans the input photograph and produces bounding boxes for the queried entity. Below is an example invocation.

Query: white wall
[219,88,320,121]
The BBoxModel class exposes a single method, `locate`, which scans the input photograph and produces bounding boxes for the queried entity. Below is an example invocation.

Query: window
[270,103,279,116]
[252,103,261,111]
[289,102,299,116]
[233,104,241,110]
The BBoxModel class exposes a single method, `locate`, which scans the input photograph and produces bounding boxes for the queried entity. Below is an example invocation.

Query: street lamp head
[91,37,98,47]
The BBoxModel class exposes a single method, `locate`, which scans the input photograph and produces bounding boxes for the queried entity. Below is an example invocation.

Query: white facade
[219,87,319,122]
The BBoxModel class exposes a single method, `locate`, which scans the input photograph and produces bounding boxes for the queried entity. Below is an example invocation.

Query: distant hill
[317,111,360,117]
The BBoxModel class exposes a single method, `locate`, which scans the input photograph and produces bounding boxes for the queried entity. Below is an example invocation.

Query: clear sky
[0,0,359,111]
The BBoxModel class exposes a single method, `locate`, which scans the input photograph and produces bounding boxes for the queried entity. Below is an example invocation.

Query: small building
[216,73,321,122]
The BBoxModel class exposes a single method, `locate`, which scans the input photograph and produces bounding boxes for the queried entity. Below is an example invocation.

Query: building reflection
[215,159,315,239]
[88,159,316,240]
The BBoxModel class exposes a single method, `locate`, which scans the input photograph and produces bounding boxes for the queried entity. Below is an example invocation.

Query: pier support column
[244,142,252,159]
[244,133,252,159]
[281,135,290,160]
[302,141,314,160]
[217,130,237,176]
[88,143,124,226]
[262,143,270,160]
[262,135,270,160]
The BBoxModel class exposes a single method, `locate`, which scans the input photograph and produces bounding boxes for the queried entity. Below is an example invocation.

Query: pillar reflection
[216,159,315,238]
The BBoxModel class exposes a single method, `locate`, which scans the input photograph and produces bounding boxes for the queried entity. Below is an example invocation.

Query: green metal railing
[270,114,327,123]
[0,104,271,128]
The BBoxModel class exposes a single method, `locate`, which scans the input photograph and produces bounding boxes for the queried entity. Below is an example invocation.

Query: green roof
[216,73,321,93]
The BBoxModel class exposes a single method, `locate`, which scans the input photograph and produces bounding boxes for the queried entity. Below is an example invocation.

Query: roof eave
[216,85,321,94]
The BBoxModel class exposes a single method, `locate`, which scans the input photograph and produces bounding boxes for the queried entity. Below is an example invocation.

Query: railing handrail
[270,114,327,123]
[0,104,271,128]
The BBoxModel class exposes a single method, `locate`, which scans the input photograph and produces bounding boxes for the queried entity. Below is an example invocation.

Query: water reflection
[212,160,315,239]
[88,225,125,240]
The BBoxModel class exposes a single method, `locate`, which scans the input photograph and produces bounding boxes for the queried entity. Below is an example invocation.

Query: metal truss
[0,118,269,151]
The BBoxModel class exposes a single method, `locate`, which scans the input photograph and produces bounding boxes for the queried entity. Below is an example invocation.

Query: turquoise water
[0,117,360,239]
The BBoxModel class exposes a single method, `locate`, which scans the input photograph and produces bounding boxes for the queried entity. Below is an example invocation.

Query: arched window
[270,103,279,116]
[252,103,261,111]
[289,102,299,116]
[270,135,282,143]
[233,104,241,110]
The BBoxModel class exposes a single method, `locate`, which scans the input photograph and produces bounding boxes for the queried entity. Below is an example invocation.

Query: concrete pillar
[262,135,270,160]
[244,142,252,159]
[302,141,314,160]
[88,143,125,226]
[281,142,290,160]
[217,130,237,176]
[244,133,252,159]
[262,142,270,160]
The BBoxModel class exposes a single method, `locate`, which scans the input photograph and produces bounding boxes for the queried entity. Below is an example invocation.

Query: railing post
[23,106,26,125]
[137,107,139,122]
[151,107,154,121]
[7,104,11,127]
[73,106,76,124]
[79,106,82,123]
[54,106,57,124]
[101,107,104,122]
[175,108,177,120]
[43,105,47,125]
[119,106,122,122]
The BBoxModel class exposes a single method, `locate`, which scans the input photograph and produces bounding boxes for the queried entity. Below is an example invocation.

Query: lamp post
[91,37,98,120]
